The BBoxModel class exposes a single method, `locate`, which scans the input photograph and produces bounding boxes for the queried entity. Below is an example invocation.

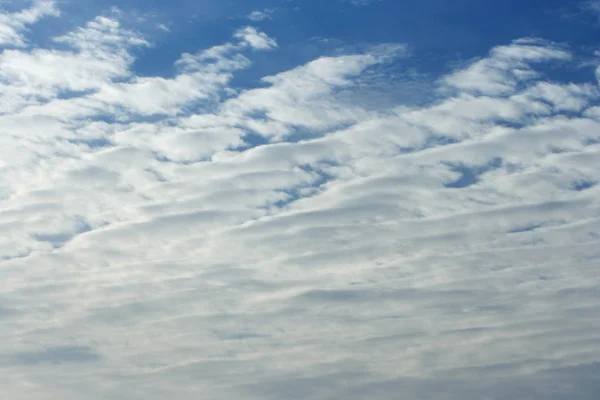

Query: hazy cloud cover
[1,0,599,399]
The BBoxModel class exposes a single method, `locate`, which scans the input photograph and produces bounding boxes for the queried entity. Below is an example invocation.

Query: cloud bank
[1,3,599,399]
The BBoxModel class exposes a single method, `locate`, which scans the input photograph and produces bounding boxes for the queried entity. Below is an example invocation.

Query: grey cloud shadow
[507,223,544,233]
[0,306,19,319]
[241,362,600,400]
[8,346,100,365]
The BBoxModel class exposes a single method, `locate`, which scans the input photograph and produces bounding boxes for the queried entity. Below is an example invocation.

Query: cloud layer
[1,3,599,399]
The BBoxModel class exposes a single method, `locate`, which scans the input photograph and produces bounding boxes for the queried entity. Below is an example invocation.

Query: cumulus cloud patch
[0,4,599,400]
[234,26,278,50]
[247,9,276,22]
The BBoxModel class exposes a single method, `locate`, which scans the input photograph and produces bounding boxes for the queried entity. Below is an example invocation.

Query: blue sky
[30,0,600,83]
[1,1,600,399]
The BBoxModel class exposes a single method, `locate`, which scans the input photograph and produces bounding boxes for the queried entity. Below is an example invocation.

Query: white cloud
[443,38,571,96]
[0,6,600,400]
[247,9,275,22]
[0,0,59,47]
[0,15,148,114]
[157,23,170,32]
[234,26,278,50]
[344,0,383,6]
[219,52,389,138]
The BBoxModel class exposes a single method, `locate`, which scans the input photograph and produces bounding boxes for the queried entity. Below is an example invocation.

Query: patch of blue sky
[444,157,503,189]
[10,346,100,365]
[48,0,597,97]
[229,132,270,151]
[268,163,337,209]
[30,216,92,248]
[65,138,113,149]
[572,179,597,191]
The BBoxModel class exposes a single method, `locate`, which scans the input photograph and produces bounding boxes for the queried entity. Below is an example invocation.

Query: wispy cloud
[234,26,278,50]
[247,8,276,22]
[344,0,383,6]
[442,38,571,96]
[584,0,600,13]
[0,0,59,47]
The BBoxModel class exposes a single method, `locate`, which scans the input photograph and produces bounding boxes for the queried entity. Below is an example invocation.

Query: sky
[0,0,600,399]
